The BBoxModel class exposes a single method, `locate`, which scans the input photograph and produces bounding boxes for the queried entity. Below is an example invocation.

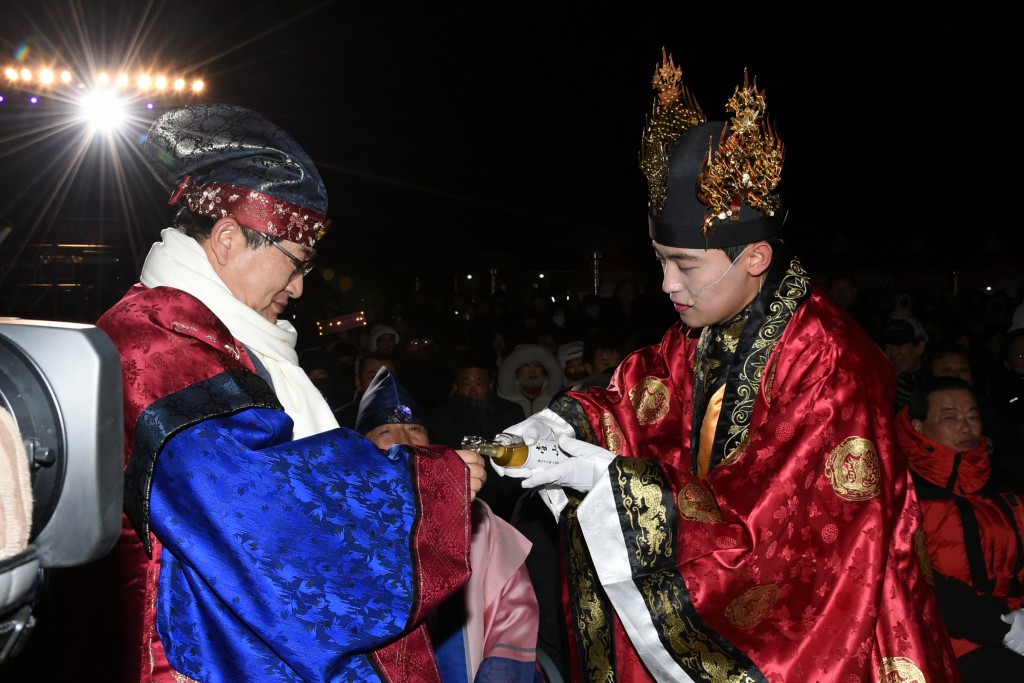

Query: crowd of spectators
[296,272,1024,445]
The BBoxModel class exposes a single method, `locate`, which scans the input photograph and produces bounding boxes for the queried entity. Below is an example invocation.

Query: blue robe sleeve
[149,406,453,682]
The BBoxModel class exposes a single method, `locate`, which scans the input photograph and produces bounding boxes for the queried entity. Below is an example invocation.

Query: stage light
[154,75,167,90]
[5,68,17,80]
[29,96,38,104]
[78,89,127,133]
[116,73,129,88]
[97,71,110,87]
[146,101,154,110]
[173,78,185,91]
[60,70,72,84]
[136,74,151,89]
[39,69,54,85]
[19,68,31,81]
[192,80,204,93]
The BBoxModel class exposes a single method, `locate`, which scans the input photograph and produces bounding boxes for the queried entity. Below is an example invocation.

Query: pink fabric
[467,501,538,674]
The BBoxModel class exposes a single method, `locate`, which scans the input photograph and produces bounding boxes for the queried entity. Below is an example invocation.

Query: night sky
[1,2,1020,319]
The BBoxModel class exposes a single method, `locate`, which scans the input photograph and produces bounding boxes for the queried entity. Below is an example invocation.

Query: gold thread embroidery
[914,528,934,585]
[600,412,625,455]
[725,584,779,629]
[677,482,723,523]
[565,500,614,681]
[629,376,671,425]
[878,656,926,682]
[725,260,809,458]
[719,431,750,468]
[825,436,882,501]
[618,461,756,680]
[620,460,671,566]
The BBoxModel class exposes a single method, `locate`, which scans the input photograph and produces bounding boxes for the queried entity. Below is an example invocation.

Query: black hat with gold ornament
[641,51,786,249]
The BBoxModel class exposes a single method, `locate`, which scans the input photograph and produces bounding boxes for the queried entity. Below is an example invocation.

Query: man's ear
[207,217,243,267]
[747,241,773,277]
[911,418,925,435]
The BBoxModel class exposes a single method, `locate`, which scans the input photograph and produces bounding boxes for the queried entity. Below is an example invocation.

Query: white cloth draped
[140,228,339,439]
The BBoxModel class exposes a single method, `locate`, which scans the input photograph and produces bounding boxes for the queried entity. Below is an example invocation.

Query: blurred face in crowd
[366,422,430,449]
[911,388,983,452]
[516,361,547,391]
[589,348,622,375]
[454,367,492,401]
[375,333,397,354]
[883,340,926,374]
[930,350,973,385]
[357,359,397,392]
[655,240,770,329]
[564,357,588,382]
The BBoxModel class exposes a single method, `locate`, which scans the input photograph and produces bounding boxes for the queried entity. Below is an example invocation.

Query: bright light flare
[78,89,128,133]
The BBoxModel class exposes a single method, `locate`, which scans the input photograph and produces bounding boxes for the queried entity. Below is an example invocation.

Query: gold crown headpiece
[639,49,705,215]
[641,52,786,245]
[697,70,785,237]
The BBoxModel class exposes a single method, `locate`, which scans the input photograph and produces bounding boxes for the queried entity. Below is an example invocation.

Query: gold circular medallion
[628,376,671,425]
[825,436,881,501]
[877,656,925,682]
[725,584,779,629]
[677,482,722,523]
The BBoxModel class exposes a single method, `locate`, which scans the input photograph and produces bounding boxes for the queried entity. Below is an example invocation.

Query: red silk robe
[552,283,960,682]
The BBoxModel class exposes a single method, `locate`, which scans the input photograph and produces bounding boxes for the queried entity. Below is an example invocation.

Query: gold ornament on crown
[640,49,705,216]
[696,69,785,238]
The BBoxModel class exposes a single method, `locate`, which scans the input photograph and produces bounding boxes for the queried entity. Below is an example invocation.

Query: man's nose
[662,270,681,293]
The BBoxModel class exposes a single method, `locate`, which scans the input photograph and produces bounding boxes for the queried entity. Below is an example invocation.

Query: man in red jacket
[897,376,1024,680]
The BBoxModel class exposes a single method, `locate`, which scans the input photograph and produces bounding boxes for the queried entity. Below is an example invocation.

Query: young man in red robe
[495,53,962,682]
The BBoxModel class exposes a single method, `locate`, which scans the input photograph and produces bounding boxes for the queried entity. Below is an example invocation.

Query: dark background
[1,1,1021,322]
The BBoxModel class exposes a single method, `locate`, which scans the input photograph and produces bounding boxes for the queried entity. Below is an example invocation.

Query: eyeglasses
[262,233,315,281]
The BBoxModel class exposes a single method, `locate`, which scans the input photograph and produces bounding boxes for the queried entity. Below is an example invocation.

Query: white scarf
[140,228,339,439]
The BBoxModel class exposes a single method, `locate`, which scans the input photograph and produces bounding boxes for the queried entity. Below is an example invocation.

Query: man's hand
[456,449,487,502]
[504,435,614,492]
[502,408,575,446]
[1001,609,1024,655]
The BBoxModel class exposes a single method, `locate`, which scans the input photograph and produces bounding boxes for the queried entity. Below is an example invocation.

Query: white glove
[504,435,614,492]
[1002,609,1024,655]
[502,408,575,446]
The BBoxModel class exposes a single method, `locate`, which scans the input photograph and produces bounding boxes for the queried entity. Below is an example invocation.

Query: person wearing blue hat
[92,103,486,683]
[496,53,959,681]
[356,367,543,683]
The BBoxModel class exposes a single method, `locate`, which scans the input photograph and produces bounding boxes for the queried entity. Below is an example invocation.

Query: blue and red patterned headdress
[356,367,428,436]
[143,103,328,248]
